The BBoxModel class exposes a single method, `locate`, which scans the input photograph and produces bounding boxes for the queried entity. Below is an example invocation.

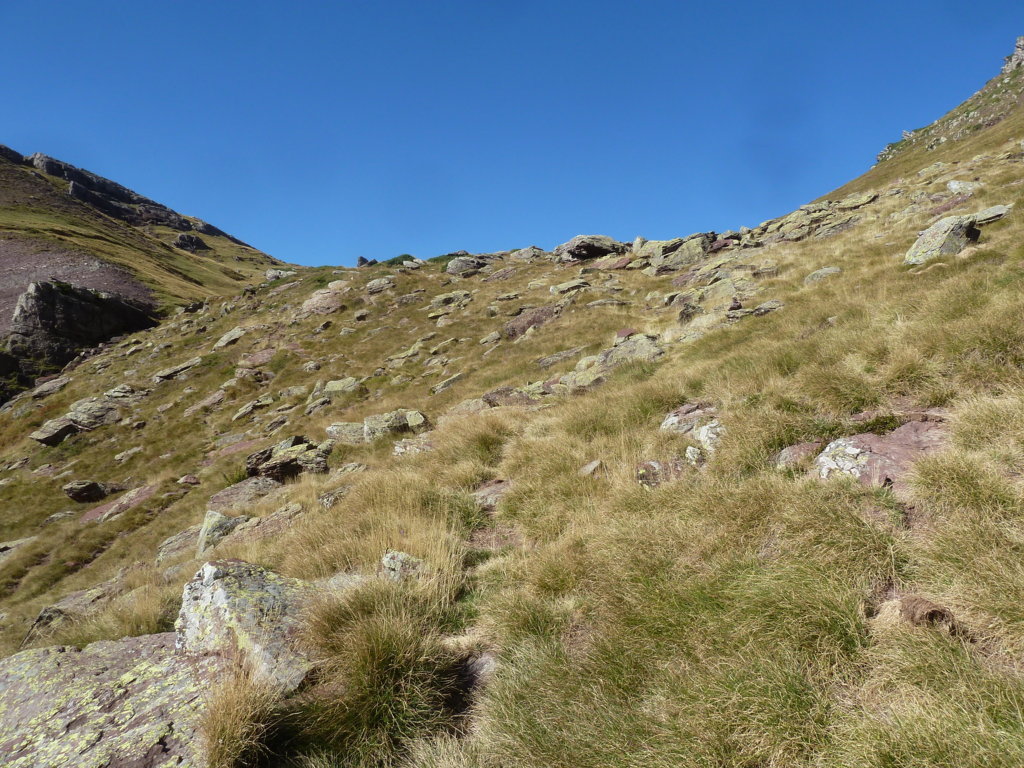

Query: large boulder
[552,235,628,262]
[175,560,314,692]
[445,255,488,277]
[0,633,218,768]
[904,215,981,265]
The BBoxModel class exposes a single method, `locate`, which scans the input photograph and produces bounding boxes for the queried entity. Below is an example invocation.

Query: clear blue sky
[2,1,1021,265]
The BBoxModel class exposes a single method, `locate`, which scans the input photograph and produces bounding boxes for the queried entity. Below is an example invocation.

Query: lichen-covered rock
[0,633,218,768]
[175,560,313,692]
[196,509,253,556]
[365,277,395,294]
[445,255,487,276]
[363,409,430,441]
[324,376,368,398]
[815,420,948,496]
[904,215,980,265]
[381,550,424,581]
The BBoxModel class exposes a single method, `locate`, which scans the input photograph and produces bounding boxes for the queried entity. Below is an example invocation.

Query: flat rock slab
[815,420,948,496]
[0,633,217,768]
[80,484,158,523]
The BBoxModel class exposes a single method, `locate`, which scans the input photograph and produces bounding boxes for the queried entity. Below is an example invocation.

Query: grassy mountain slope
[3,44,1024,768]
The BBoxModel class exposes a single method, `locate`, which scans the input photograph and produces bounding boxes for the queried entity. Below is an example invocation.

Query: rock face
[0,633,218,768]
[3,280,156,388]
[175,560,313,692]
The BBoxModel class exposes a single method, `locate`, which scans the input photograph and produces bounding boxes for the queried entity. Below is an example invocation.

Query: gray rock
[212,325,246,349]
[904,216,980,265]
[363,409,430,441]
[152,356,203,383]
[552,235,628,262]
[381,550,424,581]
[445,255,487,276]
[245,435,333,481]
[175,560,314,692]
[266,268,297,281]
[326,422,367,445]
[62,480,117,503]
[804,266,842,284]
[196,509,253,555]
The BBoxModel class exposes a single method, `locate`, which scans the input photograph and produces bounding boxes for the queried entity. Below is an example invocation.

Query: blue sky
[2,2,1021,265]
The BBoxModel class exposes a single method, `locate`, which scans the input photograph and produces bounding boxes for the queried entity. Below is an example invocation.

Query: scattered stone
[536,345,588,369]
[232,394,274,421]
[80,484,158,523]
[196,509,253,555]
[947,180,981,195]
[62,480,117,503]
[804,267,842,285]
[363,409,430,440]
[245,436,333,481]
[184,389,225,417]
[324,377,368,398]
[380,550,424,581]
[873,595,960,635]
[578,459,603,476]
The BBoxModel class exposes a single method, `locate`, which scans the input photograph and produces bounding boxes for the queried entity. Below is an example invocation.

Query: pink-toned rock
[815,420,948,496]
[81,485,158,523]
[774,441,825,468]
[239,348,276,367]
[473,479,512,512]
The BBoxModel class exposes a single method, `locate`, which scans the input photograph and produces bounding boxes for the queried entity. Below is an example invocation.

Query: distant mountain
[0,146,286,400]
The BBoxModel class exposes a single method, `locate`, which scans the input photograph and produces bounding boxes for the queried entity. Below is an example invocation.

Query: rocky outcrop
[904,205,1012,265]
[1003,35,1024,74]
[0,633,218,768]
[552,235,629,262]
[3,280,156,389]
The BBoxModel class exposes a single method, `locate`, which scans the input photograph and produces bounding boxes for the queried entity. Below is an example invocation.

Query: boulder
[430,373,464,394]
[266,268,297,281]
[62,480,117,503]
[550,278,590,294]
[366,277,395,294]
[326,422,367,445]
[324,376,368,398]
[173,233,209,252]
[552,235,628,262]
[904,215,980,265]
[380,550,424,581]
[175,560,314,692]
[445,255,487,276]
[302,287,347,314]
[502,304,560,340]
[3,280,156,376]
[0,633,219,768]
[814,420,948,496]
[152,356,203,383]
[196,509,253,556]
[363,409,430,440]
[774,441,825,469]
[212,325,246,349]
[472,479,512,512]
[245,436,333,481]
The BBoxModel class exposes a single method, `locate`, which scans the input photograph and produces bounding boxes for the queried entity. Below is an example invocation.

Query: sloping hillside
[2,39,1024,768]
